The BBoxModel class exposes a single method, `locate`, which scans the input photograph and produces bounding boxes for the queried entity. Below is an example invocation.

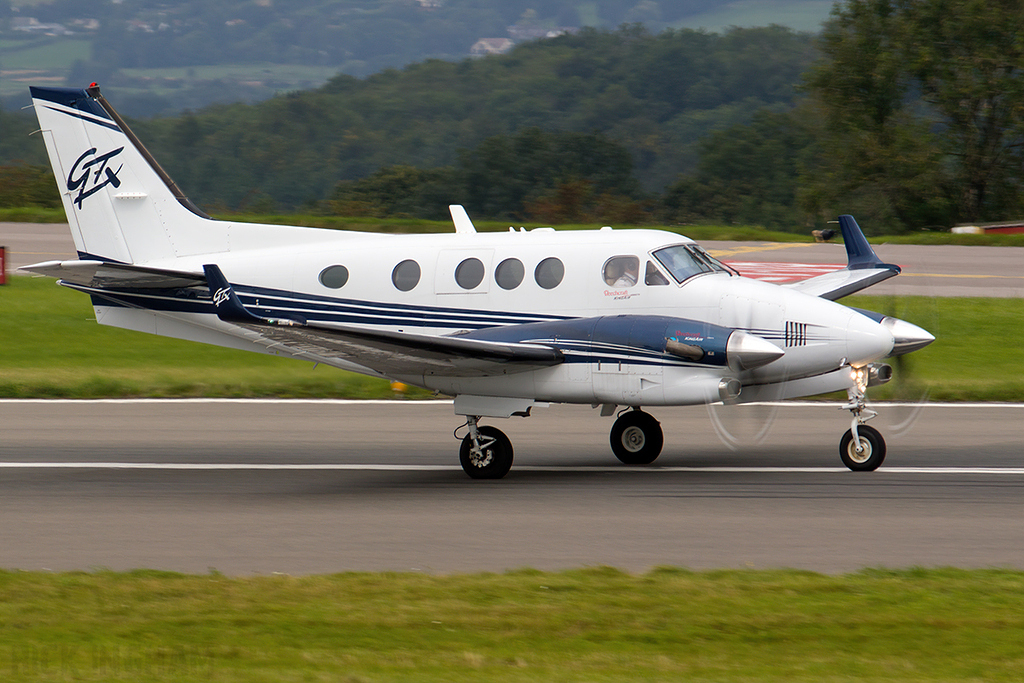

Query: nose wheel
[610,409,664,465]
[840,424,885,471]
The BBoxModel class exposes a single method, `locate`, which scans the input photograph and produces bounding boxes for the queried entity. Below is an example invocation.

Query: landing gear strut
[458,416,513,479]
[610,409,664,465]
[839,366,886,471]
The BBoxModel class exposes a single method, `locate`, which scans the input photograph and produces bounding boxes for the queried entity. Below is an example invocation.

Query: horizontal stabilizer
[785,215,900,300]
[784,266,899,301]
[20,259,206,289]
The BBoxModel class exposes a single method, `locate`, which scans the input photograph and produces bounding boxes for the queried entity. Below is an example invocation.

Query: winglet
[449,204,477,234]
[838,215,900,273]
[203,264,263,324]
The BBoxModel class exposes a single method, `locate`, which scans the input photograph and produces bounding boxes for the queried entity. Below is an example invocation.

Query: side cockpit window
[644,261,669,286]
[653,244,731,284]
[602,256,639,287]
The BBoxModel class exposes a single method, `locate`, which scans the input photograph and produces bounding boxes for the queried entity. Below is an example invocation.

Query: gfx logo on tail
[67,146,124,208]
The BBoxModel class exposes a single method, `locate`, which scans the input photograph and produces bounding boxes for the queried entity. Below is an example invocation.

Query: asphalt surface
[3,224,1021,575]
[2,400,1022,575]
[4,222,1024,297]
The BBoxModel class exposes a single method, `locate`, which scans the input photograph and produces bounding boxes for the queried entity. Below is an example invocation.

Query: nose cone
[845,312,895,365]
[881,316,935,356]
[727,330,785,371]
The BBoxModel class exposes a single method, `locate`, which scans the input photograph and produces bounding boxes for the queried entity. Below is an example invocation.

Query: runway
[2,400,1022,575]
[4,223,1023,297]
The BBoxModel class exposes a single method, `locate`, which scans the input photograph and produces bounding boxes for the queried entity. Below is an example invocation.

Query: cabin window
[645,261,669,286]
[495,258,524,290]
[392,259,421,291]
[455,257,485,290]
[653,244,731,284]
[534,257,564,289]
[318,265,350,289]
[602,256,639,287]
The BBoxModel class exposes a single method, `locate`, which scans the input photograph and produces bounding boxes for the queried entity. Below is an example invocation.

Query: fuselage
[96,222,895,406]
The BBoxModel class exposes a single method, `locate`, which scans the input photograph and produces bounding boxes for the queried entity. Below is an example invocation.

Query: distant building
[471,38,514,56]
[952,221,1024,235]
[11,17,70,35]
[69,18,101,31]
[506,25,576,42]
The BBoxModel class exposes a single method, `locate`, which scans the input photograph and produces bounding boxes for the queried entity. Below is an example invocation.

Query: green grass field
[2,567,1023,682]
[4,208,1024,244]
[1,275,1020,400]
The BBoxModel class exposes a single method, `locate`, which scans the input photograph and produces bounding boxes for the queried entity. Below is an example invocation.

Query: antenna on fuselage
[449,205,477,234]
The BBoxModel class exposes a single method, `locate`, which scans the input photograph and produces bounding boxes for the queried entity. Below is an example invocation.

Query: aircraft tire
[839,425,886,471]
[460,426,514,479]
[610,410,663,465]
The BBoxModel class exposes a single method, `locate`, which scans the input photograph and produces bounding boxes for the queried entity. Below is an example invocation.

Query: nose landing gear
[839,366,887,471]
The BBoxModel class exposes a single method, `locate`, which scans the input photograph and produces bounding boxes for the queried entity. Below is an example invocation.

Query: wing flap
[235,319,564,376]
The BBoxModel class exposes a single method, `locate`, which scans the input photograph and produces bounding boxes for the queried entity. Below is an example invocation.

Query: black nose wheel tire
[610,410,664,465]
[460,426,514,479]
[839,424,886,471]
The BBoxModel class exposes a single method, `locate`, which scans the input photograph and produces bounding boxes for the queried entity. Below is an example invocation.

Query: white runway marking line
[2,463,1024,475]
[1,399,1022,408]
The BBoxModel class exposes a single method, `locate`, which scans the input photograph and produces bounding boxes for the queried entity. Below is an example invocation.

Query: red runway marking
[723,261,845,283]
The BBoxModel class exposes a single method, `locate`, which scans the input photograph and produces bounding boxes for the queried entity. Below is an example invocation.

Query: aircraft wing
[20,259,207,289]
[204,265,564,377]
[783,215,901,300]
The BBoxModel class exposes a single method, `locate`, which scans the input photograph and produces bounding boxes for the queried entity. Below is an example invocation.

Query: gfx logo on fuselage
[67,147,124,209]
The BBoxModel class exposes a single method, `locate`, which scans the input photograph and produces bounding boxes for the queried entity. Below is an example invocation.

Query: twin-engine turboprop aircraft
[22,85,935,478]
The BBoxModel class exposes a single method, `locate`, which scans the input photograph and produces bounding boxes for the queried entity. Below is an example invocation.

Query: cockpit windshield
[652,244,734,284]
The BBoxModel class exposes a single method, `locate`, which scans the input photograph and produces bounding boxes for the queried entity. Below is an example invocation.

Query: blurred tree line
[5,2,1024,233]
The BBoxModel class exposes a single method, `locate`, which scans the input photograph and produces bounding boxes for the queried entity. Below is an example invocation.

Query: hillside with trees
[4,1,1023,234]
[122,25,814,214]
[1,0,832,115]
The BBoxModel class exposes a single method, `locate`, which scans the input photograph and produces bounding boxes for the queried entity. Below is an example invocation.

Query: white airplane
[22,85,935,478]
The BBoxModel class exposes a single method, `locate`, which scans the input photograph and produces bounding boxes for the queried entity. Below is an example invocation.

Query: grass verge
[0,276,431,399]
[1,567,1023,682]
[1,277,1020,400]
[5,207,1024,244]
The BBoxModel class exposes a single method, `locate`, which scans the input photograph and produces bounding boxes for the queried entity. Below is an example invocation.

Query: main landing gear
[458,416,514,479]
[839,366,887,471]
[609,408,664,465]
[456,407,666,479]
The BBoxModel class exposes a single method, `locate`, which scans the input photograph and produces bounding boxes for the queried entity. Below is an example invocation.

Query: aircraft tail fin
[30,85,224,265]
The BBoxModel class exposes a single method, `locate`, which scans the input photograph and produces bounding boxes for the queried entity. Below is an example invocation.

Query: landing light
[851,363,892,389]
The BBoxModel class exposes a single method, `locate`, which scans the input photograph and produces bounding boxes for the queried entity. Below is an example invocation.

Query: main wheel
[839,424,886,471]
[460,426,514,479]
[610,410,664,465]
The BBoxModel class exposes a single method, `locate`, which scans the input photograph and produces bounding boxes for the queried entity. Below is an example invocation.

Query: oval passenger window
[318,265,349,289]
[392,259,421,292]
[534,257,564,290]
[455,258,485,290]
[494,258,524,290]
